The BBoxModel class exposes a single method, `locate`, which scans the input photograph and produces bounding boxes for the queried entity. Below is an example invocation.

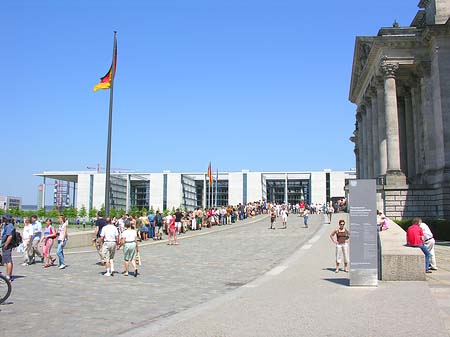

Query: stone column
[360,107,368,178]
[376,76,387,176]
[418,61,435,177]
[381,62,406,184]
[364,97,374,178]
[350,124,360,179]
[397,87,408,176]
[411,80,424,182]
[356,112,364,178]
[404,87,416,181]
[369,86,380,177]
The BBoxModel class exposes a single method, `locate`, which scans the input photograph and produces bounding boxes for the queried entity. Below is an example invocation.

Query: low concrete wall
[379,219,425,281]
[66,230,95,249]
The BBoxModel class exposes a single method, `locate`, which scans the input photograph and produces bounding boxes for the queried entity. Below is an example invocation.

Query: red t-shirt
[406,224,424,246]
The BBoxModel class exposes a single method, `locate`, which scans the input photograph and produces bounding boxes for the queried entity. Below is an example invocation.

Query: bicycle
[0,273,12,304]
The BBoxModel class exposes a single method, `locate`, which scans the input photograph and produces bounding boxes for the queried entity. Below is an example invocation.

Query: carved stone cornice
[418,0,430,8]
[380,62,399,79]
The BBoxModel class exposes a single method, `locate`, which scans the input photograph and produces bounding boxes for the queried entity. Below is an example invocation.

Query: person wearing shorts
[100,218,119,277]
[119,221,139,277]
[269,209,276,230]
[1,215,15,281]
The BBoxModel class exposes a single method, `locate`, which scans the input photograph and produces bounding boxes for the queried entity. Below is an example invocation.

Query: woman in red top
[167,215,178,245]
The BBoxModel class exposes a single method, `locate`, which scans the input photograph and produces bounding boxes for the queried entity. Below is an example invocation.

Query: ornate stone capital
[380,63,399,79]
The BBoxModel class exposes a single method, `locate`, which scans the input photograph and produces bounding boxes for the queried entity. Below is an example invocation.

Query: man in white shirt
[30,215,44,264]
[99,218,119,276]
[21,217,34,265]
[419,220,437,270]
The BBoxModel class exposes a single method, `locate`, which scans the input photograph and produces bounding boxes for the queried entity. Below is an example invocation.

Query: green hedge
[395,219,450,241]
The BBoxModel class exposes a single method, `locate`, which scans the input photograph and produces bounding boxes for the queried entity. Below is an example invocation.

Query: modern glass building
[34,169,356,212]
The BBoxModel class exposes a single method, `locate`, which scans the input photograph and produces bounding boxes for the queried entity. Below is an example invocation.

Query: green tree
[100,204,105,215]
[149,206,155,214]
[163,209,170,217]
[48,207,59,219]
[141,207,148,214]
[78,205,87,218]
[89,207,98,219]
[9,208,22,217]
[131,206,140,217]
[37,208,46,217]
[67,207,78,219]
[109,208,117,218]
[117,209,125,217]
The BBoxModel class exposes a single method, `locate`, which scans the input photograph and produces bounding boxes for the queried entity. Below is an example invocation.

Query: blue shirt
[2,223,14,245]
[32,221,42,240]
[148,214,155,225]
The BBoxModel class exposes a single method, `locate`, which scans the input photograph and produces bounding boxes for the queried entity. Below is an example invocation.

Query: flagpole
[104,31,117,217]
[215,169,218,207]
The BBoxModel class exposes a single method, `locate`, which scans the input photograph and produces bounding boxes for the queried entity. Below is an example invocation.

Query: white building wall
[228,172,243,205]
[310,172,326,205]
[167,173,182,210]
[76,173,93,211]
[330,171,346,199]
[150,173,164,212]
[247,172,262,202]
[92,174,106,210]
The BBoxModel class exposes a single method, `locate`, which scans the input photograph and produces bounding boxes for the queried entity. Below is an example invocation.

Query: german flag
[93,41,117,92]
[208,162,213,185]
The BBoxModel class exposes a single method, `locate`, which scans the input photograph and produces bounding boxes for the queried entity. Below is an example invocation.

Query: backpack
[9,229,22,248]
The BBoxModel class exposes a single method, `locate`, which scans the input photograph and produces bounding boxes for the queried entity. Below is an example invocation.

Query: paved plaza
[1,214,449,337]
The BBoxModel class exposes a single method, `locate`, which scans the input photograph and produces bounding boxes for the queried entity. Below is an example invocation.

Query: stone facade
[349,0,450,219]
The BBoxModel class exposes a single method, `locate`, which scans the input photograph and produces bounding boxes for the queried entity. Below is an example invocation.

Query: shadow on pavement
[322,278,350,287]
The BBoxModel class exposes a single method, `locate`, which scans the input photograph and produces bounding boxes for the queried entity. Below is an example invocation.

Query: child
[269,209,276,230]
[167,215,178,245]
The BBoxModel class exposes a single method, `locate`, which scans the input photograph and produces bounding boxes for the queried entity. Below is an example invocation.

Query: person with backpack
[1,214,15,281]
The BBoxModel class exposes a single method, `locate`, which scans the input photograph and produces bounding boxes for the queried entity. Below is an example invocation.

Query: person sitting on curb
[418,219,437,271]
[406,218,432,273]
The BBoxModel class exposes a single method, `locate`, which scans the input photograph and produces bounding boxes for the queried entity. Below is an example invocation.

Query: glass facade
[243,173,247,204]
[110,175,127,210]
[266,179,310,205]
[195,180,204,208]
[212,180,229,207]
[181,175,197,211]
[129,180,149,210]
[163,174,168,210]
[326,172,331,203]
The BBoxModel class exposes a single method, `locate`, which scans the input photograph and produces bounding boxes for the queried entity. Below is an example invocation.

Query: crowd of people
[2,198,437,282]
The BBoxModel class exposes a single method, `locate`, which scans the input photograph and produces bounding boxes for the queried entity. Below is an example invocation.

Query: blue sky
[1,0,418,204]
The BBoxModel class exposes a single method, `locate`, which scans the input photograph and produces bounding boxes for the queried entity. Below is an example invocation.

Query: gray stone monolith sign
[349,179,378,286]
